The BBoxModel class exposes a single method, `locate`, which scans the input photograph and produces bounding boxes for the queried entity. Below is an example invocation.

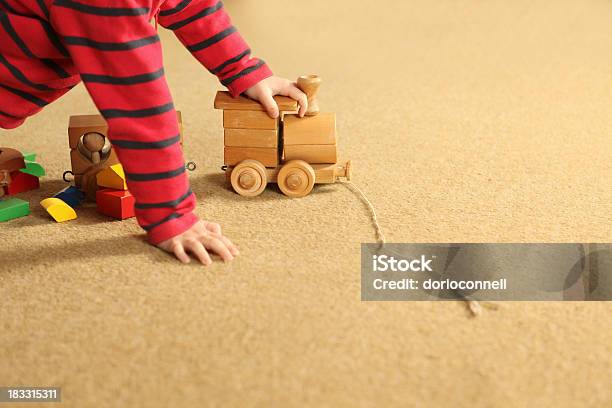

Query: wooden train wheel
[230,160,267,197]
[277,160,316,198]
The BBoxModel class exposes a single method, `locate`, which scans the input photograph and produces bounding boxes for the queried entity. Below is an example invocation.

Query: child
[0,0,308,265]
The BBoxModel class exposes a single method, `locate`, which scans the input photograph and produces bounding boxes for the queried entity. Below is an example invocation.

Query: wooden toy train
[215,75,352,197]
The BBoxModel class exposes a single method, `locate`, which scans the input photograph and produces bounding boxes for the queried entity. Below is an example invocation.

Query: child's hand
[157,220,239,265]
[244,76,308,119]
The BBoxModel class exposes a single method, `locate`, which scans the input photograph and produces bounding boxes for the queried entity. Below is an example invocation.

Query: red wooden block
[4,170,39,195]
[96,189,135,220]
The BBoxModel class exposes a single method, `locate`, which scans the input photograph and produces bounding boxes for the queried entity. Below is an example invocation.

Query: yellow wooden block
[96,163,127,190]
[224,129,278,148]
[283,113,337,145]
[214,91,298,112]
[40,198,77,223]
[223,110,278,130]
[283,144,338,164]
[224,147,278,167]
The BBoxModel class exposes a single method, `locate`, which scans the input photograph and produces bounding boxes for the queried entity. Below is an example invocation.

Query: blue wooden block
[54,186,85,208]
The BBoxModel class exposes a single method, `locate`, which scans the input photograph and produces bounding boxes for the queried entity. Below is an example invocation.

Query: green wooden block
[20,160,45,177]
[22,152,36,161]
[0,198,30,222]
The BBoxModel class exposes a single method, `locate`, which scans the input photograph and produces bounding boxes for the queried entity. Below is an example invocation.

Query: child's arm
[157,0,308,117]
[156,0,271,99]
[48,0,237,264]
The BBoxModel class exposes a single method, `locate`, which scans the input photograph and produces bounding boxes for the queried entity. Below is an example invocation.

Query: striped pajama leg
[0,81,75,129]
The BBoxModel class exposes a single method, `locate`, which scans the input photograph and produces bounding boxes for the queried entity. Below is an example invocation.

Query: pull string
[339,179,484,317]
[339,180,386,245]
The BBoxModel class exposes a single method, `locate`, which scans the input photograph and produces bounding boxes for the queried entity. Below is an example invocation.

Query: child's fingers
[203,237,234,262]
[285,84,308,117]
[185,239,213,266]
[204,221,222,235]
[205,230,239,257]
[219,235,240,256]
[172,242,191,264]
[259,91,279,119]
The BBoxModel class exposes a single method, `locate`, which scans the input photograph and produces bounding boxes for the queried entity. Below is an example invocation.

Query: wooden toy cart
[65,112,190,200]
[214,76,351,198]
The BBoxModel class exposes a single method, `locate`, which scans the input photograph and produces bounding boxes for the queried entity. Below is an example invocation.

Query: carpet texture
[1,0,612,406]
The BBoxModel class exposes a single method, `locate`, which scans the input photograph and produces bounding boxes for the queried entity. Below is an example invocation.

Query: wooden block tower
[283,113,337,163]
[215,91,298,168]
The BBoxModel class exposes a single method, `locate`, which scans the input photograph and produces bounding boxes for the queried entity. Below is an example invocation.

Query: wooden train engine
[214,75,351,197]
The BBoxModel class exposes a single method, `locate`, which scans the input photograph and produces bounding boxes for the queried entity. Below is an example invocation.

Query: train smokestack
[297,75,322,116]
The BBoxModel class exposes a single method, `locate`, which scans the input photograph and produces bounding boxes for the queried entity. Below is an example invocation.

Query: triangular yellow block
[96,164,127,190]
[40,198,77,223]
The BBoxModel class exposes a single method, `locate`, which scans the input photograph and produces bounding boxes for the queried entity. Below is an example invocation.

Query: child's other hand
[243,76,308,119]
[157,220,239,266]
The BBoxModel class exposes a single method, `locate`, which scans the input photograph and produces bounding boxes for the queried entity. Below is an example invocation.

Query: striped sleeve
[157,0,273,97]
[49,0,198,245]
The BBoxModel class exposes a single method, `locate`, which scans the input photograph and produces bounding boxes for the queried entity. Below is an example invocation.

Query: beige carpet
[1,0,611,406]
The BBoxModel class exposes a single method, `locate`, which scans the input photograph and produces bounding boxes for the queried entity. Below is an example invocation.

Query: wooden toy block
[223,110,278,130]
[40,197,77,223]
[297,75,322,116]
[4,170,39,195]
[68,114,108,149]
[54,186,85,208]
[96,189,135,220]
[70,147,119,180]
[69,112,184,149]
[284,144,338,164]
[224,147,278,167]
[20,160,46,177]
[283,113,337,145]
[96,164,127,190]
[0,197,29,222]
[224,128,278,148]
[0,147,25,173]
[214,91,298,112]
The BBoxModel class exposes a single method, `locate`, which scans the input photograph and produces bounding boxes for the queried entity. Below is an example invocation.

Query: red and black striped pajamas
[0,0,272,244]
